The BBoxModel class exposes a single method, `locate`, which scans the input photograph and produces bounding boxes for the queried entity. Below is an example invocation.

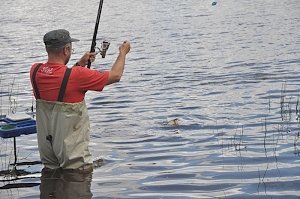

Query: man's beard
[64,56,70,65]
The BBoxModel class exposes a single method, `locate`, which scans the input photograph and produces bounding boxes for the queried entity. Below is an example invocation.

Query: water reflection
[40,168,93,199]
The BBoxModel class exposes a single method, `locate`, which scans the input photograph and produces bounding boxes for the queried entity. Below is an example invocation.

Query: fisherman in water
[30,29,130,172]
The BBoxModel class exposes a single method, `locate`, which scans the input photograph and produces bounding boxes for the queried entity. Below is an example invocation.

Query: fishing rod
[87,0,110,68]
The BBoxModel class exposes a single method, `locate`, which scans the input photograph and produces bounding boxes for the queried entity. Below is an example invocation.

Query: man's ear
[63,46,69,55]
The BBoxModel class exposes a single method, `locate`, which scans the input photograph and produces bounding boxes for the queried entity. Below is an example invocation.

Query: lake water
[0,0,300,198]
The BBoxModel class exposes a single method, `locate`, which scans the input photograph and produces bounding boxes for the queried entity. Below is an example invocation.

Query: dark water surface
[0,0,300,198]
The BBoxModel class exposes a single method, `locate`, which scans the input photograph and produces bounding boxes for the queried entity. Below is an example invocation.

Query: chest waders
[32,64,93,170]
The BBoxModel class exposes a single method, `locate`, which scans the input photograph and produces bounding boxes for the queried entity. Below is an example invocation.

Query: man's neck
[47,55,66,65]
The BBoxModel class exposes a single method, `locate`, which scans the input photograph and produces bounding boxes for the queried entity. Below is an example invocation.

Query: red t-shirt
[30,63,109,103]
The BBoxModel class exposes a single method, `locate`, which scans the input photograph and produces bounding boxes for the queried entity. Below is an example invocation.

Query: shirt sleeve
[76,67,110,92]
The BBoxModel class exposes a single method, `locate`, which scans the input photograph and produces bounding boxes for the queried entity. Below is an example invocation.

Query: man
[30,29,130,171]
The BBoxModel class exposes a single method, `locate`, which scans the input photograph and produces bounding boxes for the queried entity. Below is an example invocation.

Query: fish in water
[166,118,180,126]
[212,1,217,6]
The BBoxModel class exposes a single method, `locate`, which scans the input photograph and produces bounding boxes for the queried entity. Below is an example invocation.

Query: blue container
[0,117,36,138]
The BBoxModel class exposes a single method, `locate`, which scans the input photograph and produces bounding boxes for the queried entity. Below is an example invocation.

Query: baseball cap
[43,29,79,48]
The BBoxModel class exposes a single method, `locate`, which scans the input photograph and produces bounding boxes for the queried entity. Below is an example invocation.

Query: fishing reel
[96,41,110,58]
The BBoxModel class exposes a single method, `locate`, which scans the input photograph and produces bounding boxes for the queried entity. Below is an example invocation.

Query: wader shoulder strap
[57,68,72,102]
[32,63,43,99]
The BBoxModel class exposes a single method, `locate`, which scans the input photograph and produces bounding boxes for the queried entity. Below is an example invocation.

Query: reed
[294,132,300,155]
[0,77,21,179]
[0,74,2,117]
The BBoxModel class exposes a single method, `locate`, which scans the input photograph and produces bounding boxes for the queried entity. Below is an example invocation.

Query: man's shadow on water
[0,159,103,198]
[40,159,103,199]
[40,167,93,199]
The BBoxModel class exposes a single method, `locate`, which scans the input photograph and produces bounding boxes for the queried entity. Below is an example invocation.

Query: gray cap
[43,29,79,48]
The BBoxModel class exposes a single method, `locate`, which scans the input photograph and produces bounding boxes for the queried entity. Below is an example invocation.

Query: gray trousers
[36,99,93,169]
